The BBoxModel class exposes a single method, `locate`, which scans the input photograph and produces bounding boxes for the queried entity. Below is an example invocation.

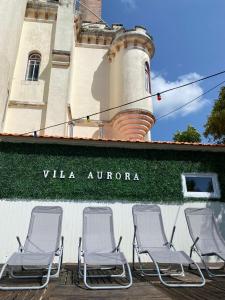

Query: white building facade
[1,0,155,141]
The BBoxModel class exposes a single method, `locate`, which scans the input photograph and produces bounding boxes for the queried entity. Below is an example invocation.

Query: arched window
[25,53,41,81]
[145,61,151,93]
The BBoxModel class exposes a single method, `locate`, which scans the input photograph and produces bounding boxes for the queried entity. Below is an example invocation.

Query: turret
[108,26,155,141]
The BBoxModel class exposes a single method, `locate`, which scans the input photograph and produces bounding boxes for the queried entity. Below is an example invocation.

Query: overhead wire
[21,70,225,136]
[156,80,225,121]
[155,70,225,96]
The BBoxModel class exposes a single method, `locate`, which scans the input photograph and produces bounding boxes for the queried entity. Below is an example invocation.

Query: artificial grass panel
[0,142,224,202]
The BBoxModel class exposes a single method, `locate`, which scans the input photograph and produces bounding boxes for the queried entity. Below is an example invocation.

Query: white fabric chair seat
[140,247,193,265]
[84,251,127,266]
[7,252,54,266]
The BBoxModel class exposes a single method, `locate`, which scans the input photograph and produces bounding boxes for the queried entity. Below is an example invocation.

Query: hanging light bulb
[157,93,161,101]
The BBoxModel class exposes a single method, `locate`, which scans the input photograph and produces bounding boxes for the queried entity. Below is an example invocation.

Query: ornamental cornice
[107,27,155,62]
[26,0,58,21]
[76,24,117,45]
[78,32,114,46]
[75,24,154,58]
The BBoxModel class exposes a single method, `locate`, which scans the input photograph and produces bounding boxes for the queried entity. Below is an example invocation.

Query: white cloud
[121,0,136,9]
[151,72,207,119]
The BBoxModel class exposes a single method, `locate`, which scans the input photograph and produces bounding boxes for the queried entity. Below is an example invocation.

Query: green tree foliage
[173,125,201,143]
[204,87,225,144]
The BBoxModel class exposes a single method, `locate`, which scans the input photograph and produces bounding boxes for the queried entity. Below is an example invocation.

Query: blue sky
[102,0,225,142]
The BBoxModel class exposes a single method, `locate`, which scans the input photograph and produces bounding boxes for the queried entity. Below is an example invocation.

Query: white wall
[4,20,54,134]
[44,1,74,137]
[1,200,223,264]
[4,108,43,135]
[0,0,27,130]
[9,20,54,103]
[70,46,110,121]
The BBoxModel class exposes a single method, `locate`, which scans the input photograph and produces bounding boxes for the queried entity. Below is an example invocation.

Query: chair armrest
[192,237,199,247]
[78,237,82,249]
[61,236,64,248]
[78,237,82,262]
[55,236,64,256]
[190,237,199,257]
[78,237,82,254]
[16,236,24,252]
[163,241,176,250]
[133,225,137,246]
[113,236,122,252]
[169,226,176,244]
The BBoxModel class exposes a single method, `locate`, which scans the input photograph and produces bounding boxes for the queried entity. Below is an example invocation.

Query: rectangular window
[181,173,221,198]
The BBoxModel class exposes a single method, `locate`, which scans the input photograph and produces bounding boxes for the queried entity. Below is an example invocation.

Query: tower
[79,0,102,23]
[108,27,155,141]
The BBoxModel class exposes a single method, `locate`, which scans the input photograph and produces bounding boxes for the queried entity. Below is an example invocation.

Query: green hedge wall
[0,142,224,202]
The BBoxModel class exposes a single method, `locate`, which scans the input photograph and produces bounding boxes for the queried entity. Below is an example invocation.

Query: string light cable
[21,70,225,136]
[154,70,225,97]
[156,79,225,121]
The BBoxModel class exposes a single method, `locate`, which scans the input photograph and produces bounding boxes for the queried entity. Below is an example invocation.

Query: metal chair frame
[78,236,133,290]
[189,237,225,277]
[0,236,64,290]
[132,206,205,288]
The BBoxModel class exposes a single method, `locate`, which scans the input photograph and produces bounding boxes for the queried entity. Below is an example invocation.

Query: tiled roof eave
[0,133,225,153]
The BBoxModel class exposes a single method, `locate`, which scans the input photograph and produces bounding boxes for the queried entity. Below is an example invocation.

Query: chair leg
[202,257,225,277]
[50,252,63,278]
[134,251,175,277]
[83,262,132,290]
[132,244,136,271]
[0,263,53,290]
[193,250,225,277]
[0,263,8,281]
[153,260,205,288]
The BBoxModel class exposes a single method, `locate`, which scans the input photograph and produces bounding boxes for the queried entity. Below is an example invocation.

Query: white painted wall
[70,46,110,121]
[54,2,74,52]
[9,20,54,103]
[71,125,99,138]
[4,108,43,135]
[44,66,70,137]
[4,20,54,134]
[42,1,74,137]
[0,200,223,264]
[0,0,27,130]
[3,1,75,137]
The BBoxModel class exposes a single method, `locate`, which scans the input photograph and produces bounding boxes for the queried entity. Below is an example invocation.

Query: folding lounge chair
[132,205,205,287]
[0,206,63,290]
[185,207,225,277]
[78,207,132,289]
